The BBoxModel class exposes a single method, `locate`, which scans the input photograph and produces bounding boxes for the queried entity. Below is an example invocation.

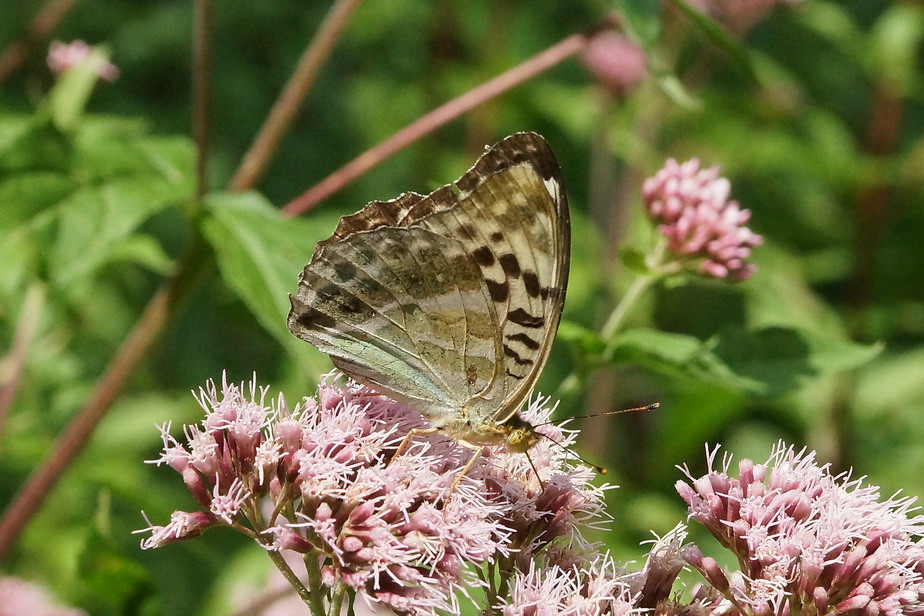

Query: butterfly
[288,132,570,481]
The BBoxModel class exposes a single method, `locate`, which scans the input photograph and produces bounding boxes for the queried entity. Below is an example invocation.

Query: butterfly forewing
[288,132,569,440]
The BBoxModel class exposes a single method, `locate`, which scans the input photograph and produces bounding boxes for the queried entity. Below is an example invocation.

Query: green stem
[483,560,498,614]
[494,556,515,612]
[555,240,669,402]
[599,272,655,342]
[304,552,327,616]
[329,582,347,616]
[557,273,650,401]
[600,239,668,342]
[266,550,317,613]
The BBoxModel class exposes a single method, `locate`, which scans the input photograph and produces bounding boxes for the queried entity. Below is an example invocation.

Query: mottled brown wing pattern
[288,132,569,435]
[290,224,499,412]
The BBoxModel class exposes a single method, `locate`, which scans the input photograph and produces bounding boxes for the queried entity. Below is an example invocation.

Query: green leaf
[201,192,340,359]
[45,46,115,131]
[557,320,606,355]
[617,245,651,276]
[704,326,882,396]
[609,326,882,396]
[0,111,195,298]
[0,171,74,228]
[869,3,924,96]
[0,114,71,173]
[73,118,188,181]
[651,70,701,109]
[609,328,704,372]
[106,234,173,274]
[795,0,864,56]
[49,174,190,283]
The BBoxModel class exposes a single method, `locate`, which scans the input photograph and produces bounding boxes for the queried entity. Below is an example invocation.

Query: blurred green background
[1,0,923,613]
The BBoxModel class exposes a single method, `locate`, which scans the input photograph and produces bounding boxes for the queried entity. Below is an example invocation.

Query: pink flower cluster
[643,158,763,280]
[581,32,647,96]
[0,577,85,616]
[140,374,609,615]
[499,554,638,616]
[676,443,924,616]
[47,40,119,82]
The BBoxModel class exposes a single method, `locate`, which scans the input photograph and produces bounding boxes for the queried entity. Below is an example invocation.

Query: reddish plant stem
[848,86,903,320]
[831,84,904,470]
[192,0,213,198]
[0,0,79,86]
[229,0,366,192]
[281,28,598,216]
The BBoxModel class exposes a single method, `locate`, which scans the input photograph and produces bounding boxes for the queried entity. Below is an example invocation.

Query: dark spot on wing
[522,271,541,298]
[506,332,540,350]
[340,296,367,315]
[504,344,533,366]
[295,307,336,329]
[508,308,544,328]
[466,364,478,386]
[316,285,339,301]
[499,254,521,277]
[486,279,509,302]
[505,369,526,380]
[472,246,495,266]
[401,302,422,316]
[490,231,504,243]
[333,260,357,281]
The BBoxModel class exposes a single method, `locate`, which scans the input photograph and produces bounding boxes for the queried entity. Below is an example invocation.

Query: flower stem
[304,552,327,616]
[329,582,347,616]
[600,238,668,343]
[555,239,667,401]
[599,272,655,342]
[0,283,45,437]
[267,549,317,613]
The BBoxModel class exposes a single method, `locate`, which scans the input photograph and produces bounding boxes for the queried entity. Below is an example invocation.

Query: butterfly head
[499,413,543,453]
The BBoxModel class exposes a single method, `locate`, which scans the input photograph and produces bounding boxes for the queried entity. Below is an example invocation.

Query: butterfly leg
[390,426,440,465]
[449,440,486,495]
[391,429,485,497]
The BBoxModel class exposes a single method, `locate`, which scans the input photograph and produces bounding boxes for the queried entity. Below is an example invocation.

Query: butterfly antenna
[537,432,607,475]
[531,402,660,428]
[524,449,546,491]
[529,403,660,475]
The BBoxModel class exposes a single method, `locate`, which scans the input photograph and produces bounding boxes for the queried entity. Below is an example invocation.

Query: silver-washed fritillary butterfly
[288,132,570,479]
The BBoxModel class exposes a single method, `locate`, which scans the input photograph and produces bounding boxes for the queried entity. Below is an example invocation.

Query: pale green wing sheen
[288,132,570,431]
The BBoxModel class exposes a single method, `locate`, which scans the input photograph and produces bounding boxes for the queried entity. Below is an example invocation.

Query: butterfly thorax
[438,411,543,453]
